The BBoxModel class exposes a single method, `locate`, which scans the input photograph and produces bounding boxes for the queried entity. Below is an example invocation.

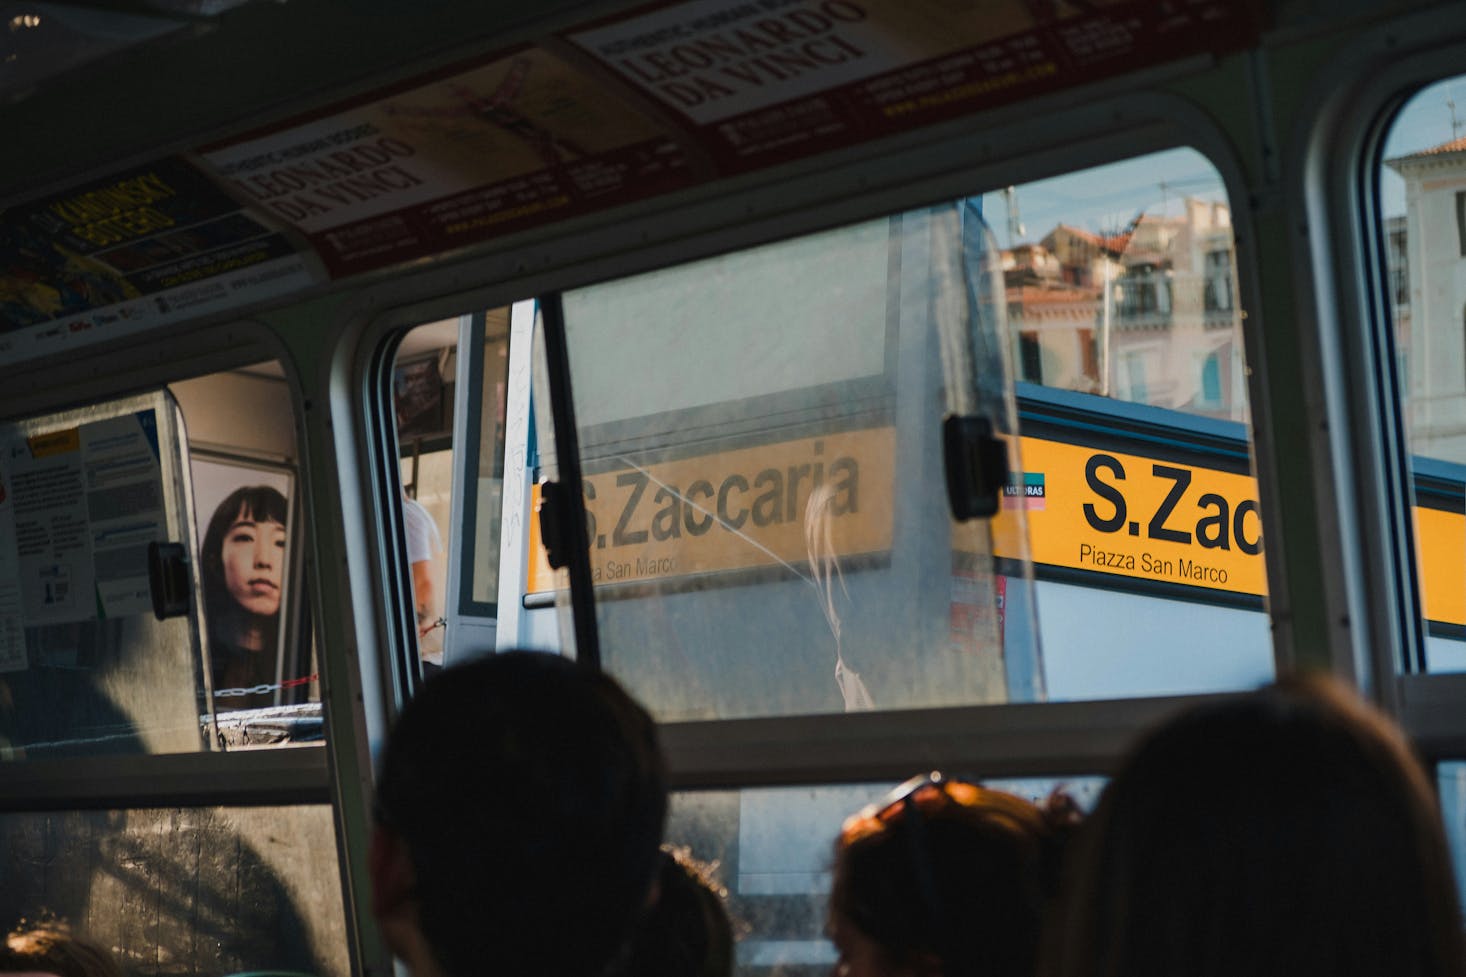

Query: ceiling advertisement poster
[566,0,1259,167]
[198,47,694,277]
[0,0,1262,366]
[0,158,317,364]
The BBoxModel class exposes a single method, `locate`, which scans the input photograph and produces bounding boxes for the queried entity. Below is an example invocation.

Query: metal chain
[213,674,319,698]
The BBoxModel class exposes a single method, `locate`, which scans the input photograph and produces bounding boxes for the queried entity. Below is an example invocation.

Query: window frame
[504,98,1284,788]
[334,88,1319,977]
[1456,190,1466,258]
[0,324,332,807]
[1297,5,1466,735]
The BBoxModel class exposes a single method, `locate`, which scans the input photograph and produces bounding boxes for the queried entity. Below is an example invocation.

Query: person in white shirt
[402,490,444,671]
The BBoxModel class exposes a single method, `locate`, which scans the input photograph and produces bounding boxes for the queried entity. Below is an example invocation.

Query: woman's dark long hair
[610,849,734,977]
[200,485,287,655]
[1040,674,1466,977]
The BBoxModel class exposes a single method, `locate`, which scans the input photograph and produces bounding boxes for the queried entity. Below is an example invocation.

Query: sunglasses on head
[842,772,983,964]
[856,771,981,818]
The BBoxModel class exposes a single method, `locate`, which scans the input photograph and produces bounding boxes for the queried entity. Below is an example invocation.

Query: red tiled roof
[1416,135,1466,156]
[1051,223,1101,244]
[1045,223,1132,254]
[1392,135,1466,163]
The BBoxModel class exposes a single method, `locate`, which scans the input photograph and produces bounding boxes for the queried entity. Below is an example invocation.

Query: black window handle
[943,415,1008,521]
[147,540,192,620]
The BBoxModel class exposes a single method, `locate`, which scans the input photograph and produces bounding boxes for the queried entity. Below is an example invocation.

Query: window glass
[393,321,457,673]
[0,395,197,757]
[390,312,512,672]
[548,148,1268,721]
[467,314,512,608]
[1380,80,1466,671]
[665,778,1105,977]
[0,370,318,758]
[982,154,1265,702]
[172,363,319,748]
[1438,761,1466,915]
[1002,149,1247,421]
[0,804,347,976]
[554,203,1035,719]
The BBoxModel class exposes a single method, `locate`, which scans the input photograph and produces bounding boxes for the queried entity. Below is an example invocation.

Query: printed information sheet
[0,410,167,641]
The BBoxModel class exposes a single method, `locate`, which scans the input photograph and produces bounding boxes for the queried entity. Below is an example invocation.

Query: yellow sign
[993,437,1266,597]
[525,426,1466,628]
[1416,506,1466,627]
[27,427,80,458]
[525,428,896,593]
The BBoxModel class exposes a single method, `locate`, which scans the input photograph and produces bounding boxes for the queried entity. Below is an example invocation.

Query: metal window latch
[147,541,192,620]
[942,415,1009,521]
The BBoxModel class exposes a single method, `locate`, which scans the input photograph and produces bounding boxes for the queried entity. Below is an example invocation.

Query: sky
[982,147,1227,250]
[980,77,1466,248]
[1382,77,1466,217]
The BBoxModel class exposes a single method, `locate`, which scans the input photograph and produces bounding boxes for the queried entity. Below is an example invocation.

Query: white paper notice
[3,410,167,627]
[0,469,27,672]
[9,426,94,625]
[82,412,167,619]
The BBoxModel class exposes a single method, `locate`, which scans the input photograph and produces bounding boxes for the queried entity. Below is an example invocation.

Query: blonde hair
[0,920,124,977]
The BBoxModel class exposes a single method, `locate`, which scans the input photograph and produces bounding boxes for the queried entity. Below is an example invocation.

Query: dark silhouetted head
[373,651,668,977]
[1042,674,1465,977]
[610,848,734,977]
[830,775,1078,977]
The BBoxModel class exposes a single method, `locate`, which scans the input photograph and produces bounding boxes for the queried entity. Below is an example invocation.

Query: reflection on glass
[2,618,197,758]
[552,149,1267,720]
[0,804,348,976]
[0,391,248,758]
[559,206,1036,721]
[400,448,452,643]
[1381,79,1466,671]
[1438,762,1466,916]
[470,314,512,607]
[667,778,1104,977]
[994,149,1247,422]
[394,321,456,673]
[392,313,512,672]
